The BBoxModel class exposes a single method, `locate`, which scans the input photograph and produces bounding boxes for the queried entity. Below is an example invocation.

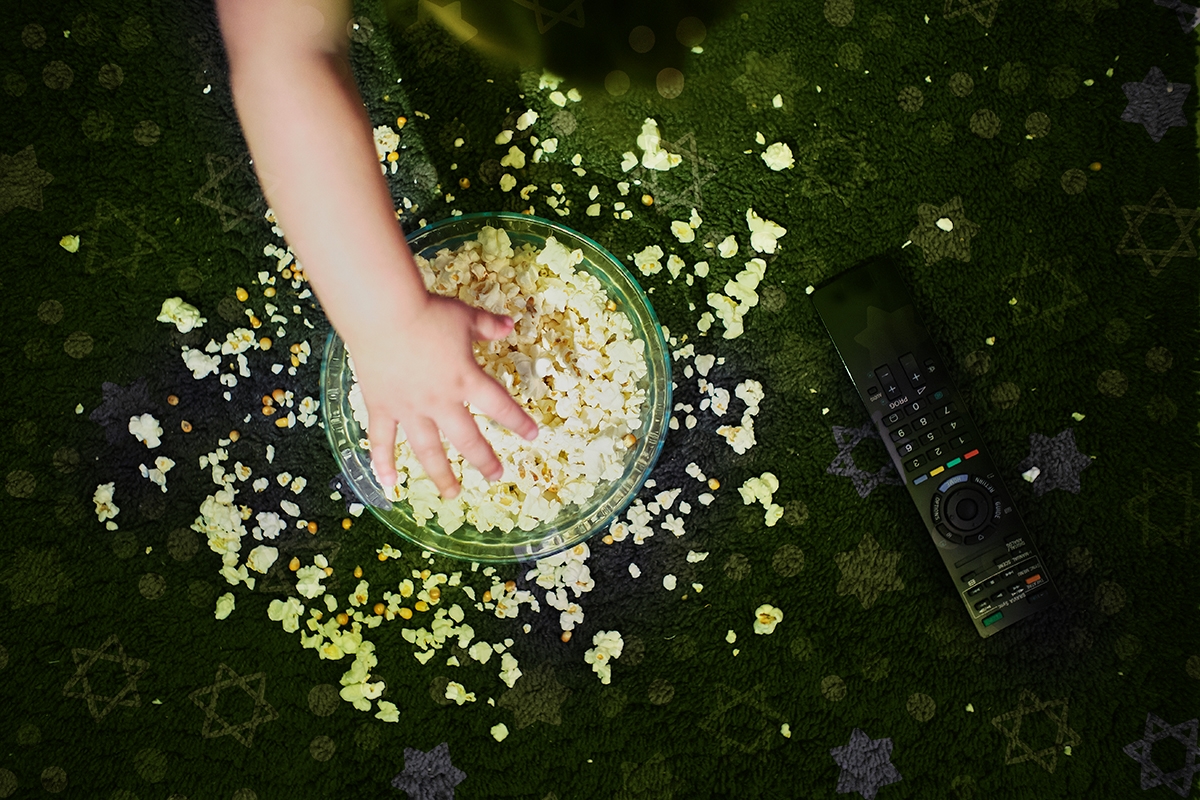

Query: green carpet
[2,0,1199,797]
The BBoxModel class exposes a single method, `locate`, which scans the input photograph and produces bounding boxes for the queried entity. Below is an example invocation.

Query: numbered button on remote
[890,425,913,442]
[943,419,963,435]
[937,403,956,417]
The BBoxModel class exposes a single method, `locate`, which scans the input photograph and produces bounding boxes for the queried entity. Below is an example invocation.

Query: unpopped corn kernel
[415,600,430,612]
[708,478,720,490]
[180,420,193,433]
[641,194,654,206]
[342,518,352,530]
[373,603,385,616]
[399,607,413,619]
[307,521,318,534]
[288,557,300,571]
[236,287,249,302]
[336,612,350,626]
[353,565,363,578]
[167,394,179,406]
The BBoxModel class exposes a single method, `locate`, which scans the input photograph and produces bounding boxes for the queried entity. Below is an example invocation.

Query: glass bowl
[320,211,672,563]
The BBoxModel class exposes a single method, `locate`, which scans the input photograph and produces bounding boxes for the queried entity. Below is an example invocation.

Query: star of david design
[1121,67,1192,142]
[630,131,718,216]
[189,663,279,747]
[62,634,148,722]
[510,0,584,33]
[392,742,466,800]
[0,145,54,214]
[1125,468,1199,547]
[1004,252,1087,331]
[944,0,1002,27]
[826,423,903,499]
[1122,713,1200,797]
[194,152,259,232]
[498,663,571,728]
[697,684,784,755]
[908,196,981,265]
[834,534,905,610]
[732,50,805,112]
[990,689,1081,773]
[1016,429,1092,497]
[81,199,161,278]
[1116,187,1198,276]
[853,305,926,368]
[1153,0,1200,32]
[830,728,903,800]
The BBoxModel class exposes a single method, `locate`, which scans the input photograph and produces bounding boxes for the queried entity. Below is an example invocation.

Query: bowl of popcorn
[320,212,671,563]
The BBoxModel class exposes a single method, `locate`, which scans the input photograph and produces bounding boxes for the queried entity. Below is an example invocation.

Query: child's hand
[349,292,539,499]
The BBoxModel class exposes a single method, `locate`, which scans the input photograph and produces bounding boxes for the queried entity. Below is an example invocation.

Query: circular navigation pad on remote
[930,473,1001,545]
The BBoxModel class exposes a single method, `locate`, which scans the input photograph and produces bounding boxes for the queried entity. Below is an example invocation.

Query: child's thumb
[471,309,515,342]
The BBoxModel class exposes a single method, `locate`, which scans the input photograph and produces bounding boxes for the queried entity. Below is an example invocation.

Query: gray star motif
[1153,0,1200,31]
[830,728,903,800]
[908,196,981,265]
[827,423,902,498]
[1016,428,1092,496]
[0,145,54,214]
[1121,67,1191,142]
[391,741,466,800]
[1122,713,1200,797]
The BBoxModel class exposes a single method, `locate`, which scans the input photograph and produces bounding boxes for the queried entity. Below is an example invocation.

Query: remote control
[810,254,1058,638]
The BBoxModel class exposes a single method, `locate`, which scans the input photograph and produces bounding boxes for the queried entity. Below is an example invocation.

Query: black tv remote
[810,254,1058,638]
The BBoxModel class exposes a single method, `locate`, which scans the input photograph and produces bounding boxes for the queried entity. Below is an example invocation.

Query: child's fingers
[403,415,460,499]
[470,308,515,342]
[367,409,399,490]
[440,404,504,482]
[471,371,539,440]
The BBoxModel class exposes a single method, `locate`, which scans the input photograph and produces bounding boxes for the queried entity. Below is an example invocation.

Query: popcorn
[499,652,522,688]
[128,414,163,449]
[268,597,305,633]
[500,145,526,169]
[746,208,787,254]
[584,630,624,684]
[93,482,119,522]
[60,234,80,252]
[515,109,538,130]
[491,723,510,742]
[634,244,664,276]
[157,297,206,333]
[246,544,279,574]
[717,236,738,258]
[637,118,681,171]
[707,258,767,339]
[738,472,783,526]
[671,220,695,243]
[753,604,783,634]
[295,565,327,599]
[372,125,400,160]
[445,681,476,705]
[215,592,236,620]
[353,228,649,535]
[761,142,794,171]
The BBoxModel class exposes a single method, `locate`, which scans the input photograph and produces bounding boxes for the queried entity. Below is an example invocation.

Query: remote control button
[938,473,969,493]
[884,410,904,427]
[929,466,945,477]
[942,485,991,532]
[967,584,986,597]
[991,588,1009,602]
[920,431,937,445]
[936,402,956,417]
[974,597,993,613]
[868,386,880,396]
[906,400,926,415]
[936,524,959,543]
[964,531,989,545]
[913,413,933,430]
[1026,588,1052,605]
[932,390,945,401]
[915,385,930,397]
[982,610,1004,627]
[928,444,948,460]
[962,446,978,458]
[896,440,918,456]
[875,365,901,399]
[942,419,963,435]
[945,457,962,468]
[890,425,913,442]
[905,454,926,472]
[960,571,975,583]
[900,352,923,386]
[913,474,928,486]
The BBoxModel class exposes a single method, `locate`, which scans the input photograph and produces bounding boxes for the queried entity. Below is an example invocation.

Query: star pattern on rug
[188,663,279,748]
[1004,252,1087,331]
[732,50,805,112]
[391,741,466,800]
[794,130,877,208]
[1121,67,1191,142]
[990,689,1081,773]
[830,728,903,799]
[0,145,54,214]
[853,306,927,370]
[827,423,903,498]
[1125,469,1199,547]
[498,662,571,728]
[81,199,161,278]
[1115,187,1198,276]
[1153,0,1200,32]
[834,534,905,610]
[61,634,148,722]
[89,378,154,444]
[510,0,584,33]
[696,684,785,755]
[193,152,258,232]
[908,196,981,265]
[1015,428,1092,496]
[944,0,1002,27]
[630,131,718,216]
[1122,713,1200,797]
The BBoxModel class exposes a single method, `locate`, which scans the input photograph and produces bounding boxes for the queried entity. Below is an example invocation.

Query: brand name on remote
[888,395,909,410]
